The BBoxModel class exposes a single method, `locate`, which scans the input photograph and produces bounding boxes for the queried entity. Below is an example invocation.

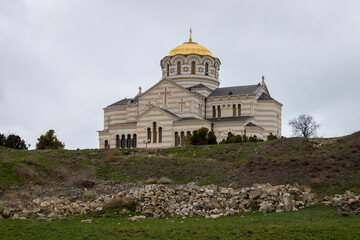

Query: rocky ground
[1,182,359,221]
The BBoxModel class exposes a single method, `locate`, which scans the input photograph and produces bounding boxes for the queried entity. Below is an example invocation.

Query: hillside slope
[0,132,359,195]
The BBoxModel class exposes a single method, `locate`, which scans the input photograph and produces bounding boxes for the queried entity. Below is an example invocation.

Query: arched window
[175,132,180,146]
[233,104,236,117]
[159,127,162,143]
[104,140,109,149]
[217,105,221,117]
[126,134,131,148]
[167,64,170,77]
[132,134,137,148]
[116,135,120,148]
[238,104,241,117]
[177,62,181,75]
[212,106,216,118]
[147,128,151,143]
[121,135,126,148]
[180,132,185,146]
[191,61,195,74]
[153,122,157,143]
[205,63,209,75]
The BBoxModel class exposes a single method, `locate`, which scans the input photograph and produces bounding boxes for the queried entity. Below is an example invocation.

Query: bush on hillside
[267,133,278,141]
[36,129,65,150]
[190,127,217,145]
[222,133,262,144]
[0,133,28,150]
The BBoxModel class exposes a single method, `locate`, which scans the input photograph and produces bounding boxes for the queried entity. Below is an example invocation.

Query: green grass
[0,205,359,240]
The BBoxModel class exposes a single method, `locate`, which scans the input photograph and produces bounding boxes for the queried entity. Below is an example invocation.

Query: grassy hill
[0,131,359,195]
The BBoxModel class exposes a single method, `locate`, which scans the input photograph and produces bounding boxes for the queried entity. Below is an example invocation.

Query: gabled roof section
[257,92,274,101]
[159,108,179,118]
[205,116,253,123]
[107,98,134,107]
[186,84,212,91]
[245,122,264,129]
[176,117,203,121]
[208,84,262,97]
[136,105,180,120]
[257,92,283,106]
[138,77,192,99]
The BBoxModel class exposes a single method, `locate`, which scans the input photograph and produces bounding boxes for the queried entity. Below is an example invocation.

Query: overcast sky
[1,0,359,149]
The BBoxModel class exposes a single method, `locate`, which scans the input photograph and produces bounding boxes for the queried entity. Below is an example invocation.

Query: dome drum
[159,32,221,90]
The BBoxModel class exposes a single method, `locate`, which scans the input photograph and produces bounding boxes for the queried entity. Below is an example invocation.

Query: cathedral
[98,31,282,149]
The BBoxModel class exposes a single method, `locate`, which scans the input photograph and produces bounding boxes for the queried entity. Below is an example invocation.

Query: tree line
[0,130,64,150]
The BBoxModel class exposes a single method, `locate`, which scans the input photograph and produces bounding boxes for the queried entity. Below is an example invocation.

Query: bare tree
[288,114,320,137]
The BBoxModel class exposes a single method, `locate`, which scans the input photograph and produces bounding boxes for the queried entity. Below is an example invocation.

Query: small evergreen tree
[36,130,65,149]
[249,135,258,142]
[190,130,200,145]
[235,134,242,143]
[197,127,209,145]
[225,133,236,143]
[242,134,248,142]
[190,128,217,145]
[207,131,217,145]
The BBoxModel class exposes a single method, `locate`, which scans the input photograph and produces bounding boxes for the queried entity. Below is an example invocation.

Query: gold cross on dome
[189,28,192,42]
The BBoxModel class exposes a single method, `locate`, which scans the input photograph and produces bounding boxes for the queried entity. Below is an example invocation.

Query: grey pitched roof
[257,92,274,101]
[176,117,202,121]
[159,108,179,118]
[245,122,259,127]
[208,84,262,97]
[205,116,253,123]
[108,97,137,107]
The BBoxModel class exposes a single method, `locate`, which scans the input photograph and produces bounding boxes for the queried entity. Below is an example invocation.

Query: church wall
[206,96,255,118]
[212,122,246,142]
[138,81,205,119]
[108,124,137,148]
[136,109,176,148]
[244,127,265,140]
[98,130,110,149]
[126,103,139,122]
[255,101,282,138]
[104,106,127,129]
[173,120,211,134]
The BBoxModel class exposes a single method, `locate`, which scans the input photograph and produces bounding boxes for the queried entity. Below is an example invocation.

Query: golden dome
[169,39,215,58]
[169,29,215,58]
[169,41,215,58]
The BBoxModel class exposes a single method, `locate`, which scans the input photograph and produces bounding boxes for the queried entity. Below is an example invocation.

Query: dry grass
[104,150,120,162]
[310,178,323,188]
[157,177,173,184]
[69,166,96,188]
[13,163,38,180]
[145,178,158,184]
[144,177,173,184]
[52,167,70,181]
[83,190,96,201]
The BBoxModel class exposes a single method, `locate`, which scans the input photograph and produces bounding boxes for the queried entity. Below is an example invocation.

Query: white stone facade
[98,38,282,149]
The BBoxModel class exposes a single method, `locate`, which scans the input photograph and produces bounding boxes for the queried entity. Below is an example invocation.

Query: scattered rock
[81,219,93,223]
